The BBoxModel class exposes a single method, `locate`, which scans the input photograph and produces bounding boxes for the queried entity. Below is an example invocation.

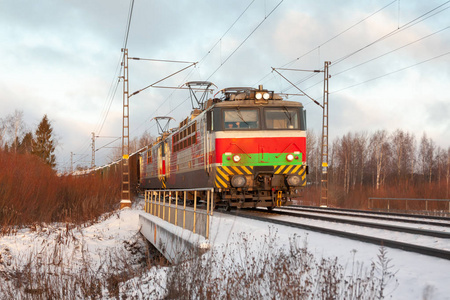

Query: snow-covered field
[1,200,449,299]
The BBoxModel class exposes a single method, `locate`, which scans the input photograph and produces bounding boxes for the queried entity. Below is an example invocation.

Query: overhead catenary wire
[332,1,450,66]
[254,0,398,87]
[206,0,284,81]
[280,1,450,106]
[331,51,450,94]
[294,23,450,95]
[333,25,450,77]
[61,0,136,171]
[130,0,282,140]
[123,0,135,50]
[197,0,256,65]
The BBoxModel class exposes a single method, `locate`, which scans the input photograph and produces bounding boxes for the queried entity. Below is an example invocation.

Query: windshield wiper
[282,106,292,123]
[236,107,249,126]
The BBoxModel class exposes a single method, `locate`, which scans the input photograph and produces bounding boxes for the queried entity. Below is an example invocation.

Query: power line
[62,0,136,170]
[281,3,450,105]
[207,0,284,81]
[285,0,398,68]
[253,0,397,87]
[333,26,450,77]
[332,51,450,94]
[198,0,256,65]
[123,0,135,49]
[332,1,450,66]
[129,1,276,139]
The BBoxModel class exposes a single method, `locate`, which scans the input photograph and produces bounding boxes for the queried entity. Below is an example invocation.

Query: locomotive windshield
[265,107,299,129]
[224,108,259,129]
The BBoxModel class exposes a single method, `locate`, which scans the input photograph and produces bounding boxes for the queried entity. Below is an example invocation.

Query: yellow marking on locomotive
[231,166,244,175]
[242,166,253,175]
[217,168,230,180]
[215,176,228,188]
[284,165,294,174]
[274,166,282,175]
[292,165,301,174]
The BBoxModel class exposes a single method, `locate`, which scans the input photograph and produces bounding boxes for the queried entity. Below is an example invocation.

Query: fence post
[175,191,178,226]
[206,190,210,239]
[149,191,152,215]
[163,191,167,221]
[193,190,197,234]
[211,188,214,216]
[183,191,186,230]
[158,191,161,218]
[168,191,172,224]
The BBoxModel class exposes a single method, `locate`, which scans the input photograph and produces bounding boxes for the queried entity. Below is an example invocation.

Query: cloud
[1,0,449,170]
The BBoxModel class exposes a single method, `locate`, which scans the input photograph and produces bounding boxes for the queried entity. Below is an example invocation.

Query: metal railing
[368,197,450,213]
[144,188,214,239]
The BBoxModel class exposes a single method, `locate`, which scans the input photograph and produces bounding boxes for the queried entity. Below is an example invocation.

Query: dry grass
[165,230,398,299]
[0,228,161,299]
[0,150,120,233]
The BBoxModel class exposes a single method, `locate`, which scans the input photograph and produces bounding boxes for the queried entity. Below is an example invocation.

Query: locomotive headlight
[287,175,301,186]
[286,153,295,162]
[263,92,270,100]
[255,92,263,100]
[233,154,241,163]
[231,175,247,187]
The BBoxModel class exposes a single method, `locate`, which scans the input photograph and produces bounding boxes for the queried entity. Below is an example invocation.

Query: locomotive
[139,82,307,209]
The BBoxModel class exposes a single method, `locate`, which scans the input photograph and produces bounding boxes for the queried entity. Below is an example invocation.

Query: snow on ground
[207,212,450,300]
[1,200,449,299]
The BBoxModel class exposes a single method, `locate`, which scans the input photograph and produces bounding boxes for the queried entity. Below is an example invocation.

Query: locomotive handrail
[144,188,214,239]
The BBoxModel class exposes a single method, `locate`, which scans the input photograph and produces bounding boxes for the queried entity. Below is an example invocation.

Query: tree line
[307,129,450,207]
[0,110,56,168]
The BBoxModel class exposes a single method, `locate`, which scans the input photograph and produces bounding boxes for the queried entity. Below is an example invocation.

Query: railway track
[289,205,450,226]
[272,207,450,238]
[224,207,450,260]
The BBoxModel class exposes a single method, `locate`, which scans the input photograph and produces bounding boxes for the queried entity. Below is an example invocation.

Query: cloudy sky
[1,0,449,171]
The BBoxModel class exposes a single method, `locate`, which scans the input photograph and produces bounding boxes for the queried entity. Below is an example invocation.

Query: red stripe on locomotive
[215,136,306,163]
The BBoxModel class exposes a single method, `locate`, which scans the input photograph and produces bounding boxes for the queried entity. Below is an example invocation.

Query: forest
[305,129,450,211]
[1,110,449,215]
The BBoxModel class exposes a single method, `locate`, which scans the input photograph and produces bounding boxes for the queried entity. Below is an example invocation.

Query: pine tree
[31,115,56,168]
[18,132,33,154]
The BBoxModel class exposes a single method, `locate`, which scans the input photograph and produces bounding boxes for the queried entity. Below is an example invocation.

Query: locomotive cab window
[224,108,259,130]
[264,107,299,129]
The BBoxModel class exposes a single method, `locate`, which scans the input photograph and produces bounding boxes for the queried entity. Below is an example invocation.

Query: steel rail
[225,210,450,260]
[266,208,450,239]
[278,206,450,230]
[290,205,450,223]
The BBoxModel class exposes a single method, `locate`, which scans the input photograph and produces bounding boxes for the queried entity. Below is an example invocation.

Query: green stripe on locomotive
[222,152,303,167]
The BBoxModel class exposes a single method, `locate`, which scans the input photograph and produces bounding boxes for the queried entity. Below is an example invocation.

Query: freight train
[138,83,307,210]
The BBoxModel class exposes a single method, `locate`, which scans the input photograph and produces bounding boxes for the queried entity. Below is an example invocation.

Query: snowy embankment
[1,200,449,299]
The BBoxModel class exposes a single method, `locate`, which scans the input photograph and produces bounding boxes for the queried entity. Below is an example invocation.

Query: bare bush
[165,229,398,299]
[0,150,120,232]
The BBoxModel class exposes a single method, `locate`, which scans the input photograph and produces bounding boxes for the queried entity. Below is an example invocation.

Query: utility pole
[91,132,95,169]
[320,61,331,207]
[70,151,73,174]
[271,63,330,207]
[120,48,131,209]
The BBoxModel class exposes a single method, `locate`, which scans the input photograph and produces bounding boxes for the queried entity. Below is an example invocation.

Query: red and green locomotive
[140,83,307,209]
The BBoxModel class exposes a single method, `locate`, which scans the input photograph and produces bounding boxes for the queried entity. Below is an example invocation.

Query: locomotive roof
[212,98,304,108]
[213,85,303,108]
